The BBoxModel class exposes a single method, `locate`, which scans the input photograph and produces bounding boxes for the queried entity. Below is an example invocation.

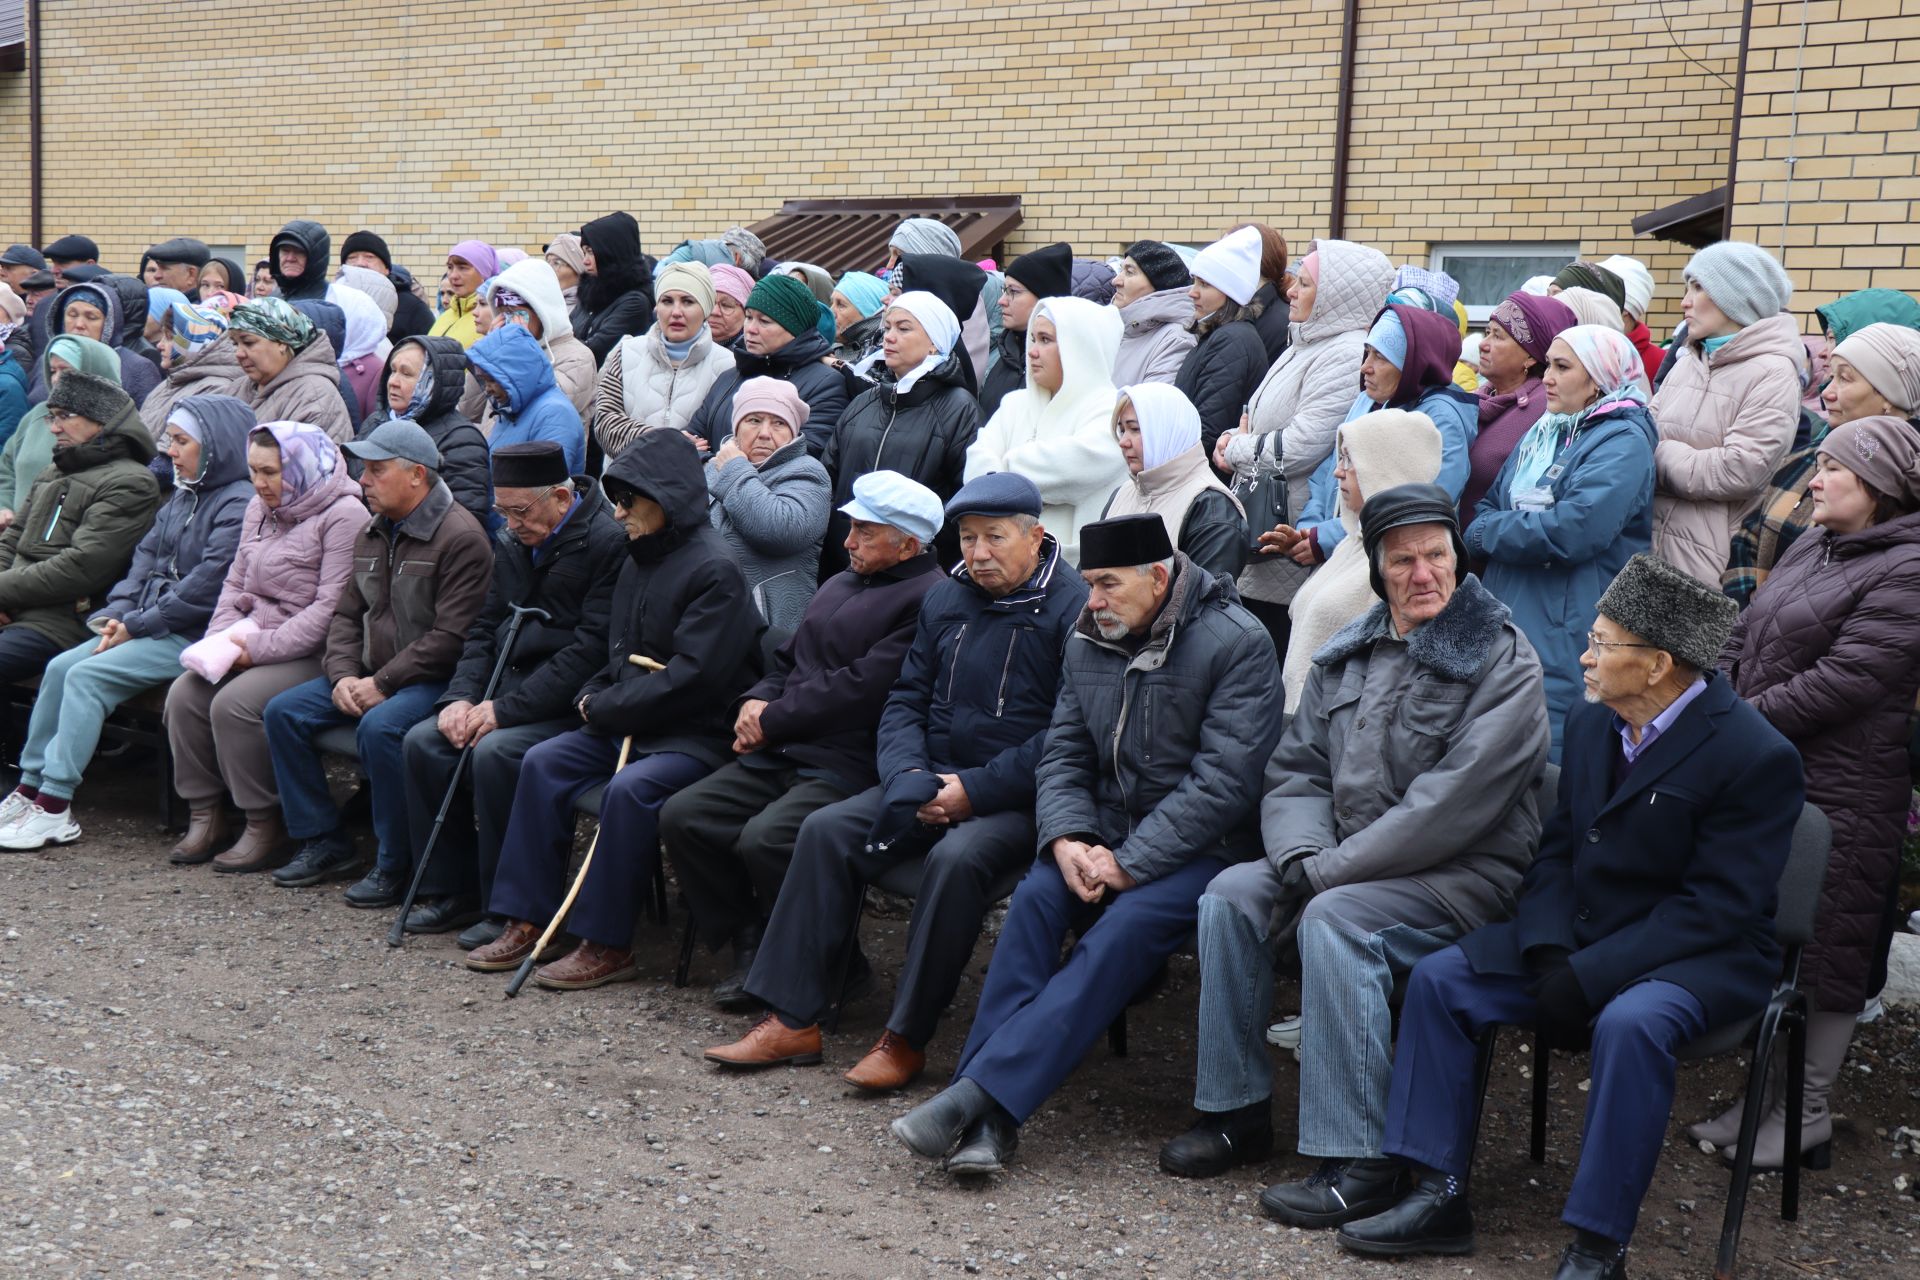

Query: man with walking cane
[466,431,762,990]
[396,442,626,945]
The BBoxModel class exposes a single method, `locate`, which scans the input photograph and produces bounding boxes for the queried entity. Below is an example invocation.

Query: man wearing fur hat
[1160,485,1551,1227]
[1336,553,1803,1280]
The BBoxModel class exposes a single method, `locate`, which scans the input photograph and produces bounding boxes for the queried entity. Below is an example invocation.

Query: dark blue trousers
[1383,944,1707,1244]
[954,853,1229,1125]
[486,728,710,949]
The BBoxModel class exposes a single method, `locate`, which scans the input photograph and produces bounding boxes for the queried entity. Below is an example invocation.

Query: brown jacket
[1649,312,1802,584]
[324,478,493,694]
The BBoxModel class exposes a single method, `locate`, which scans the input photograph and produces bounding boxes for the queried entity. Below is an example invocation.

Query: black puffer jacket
[687,329,850,458]
[444,479,627,727]
[107,275,163,371]
[579,430,760,767]
[570,212,655,363]
[1037,556,1283,883]
[269,220,332,301]
[1175,314,1270,466]
[977,323,1026,420]
[355,336,493,531]
[387,265,436,343]
[1250,281,1292,367]
[819,350,979,578]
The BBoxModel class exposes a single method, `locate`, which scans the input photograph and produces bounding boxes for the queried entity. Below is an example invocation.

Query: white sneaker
[0,803,81,851]
[1267,1014,1304,1060]
[0,790,34,827]
[1859,995,1885,1025]
[1909,909,1920,936]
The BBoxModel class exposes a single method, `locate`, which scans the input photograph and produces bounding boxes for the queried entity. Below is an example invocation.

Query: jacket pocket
[390,557,442,649]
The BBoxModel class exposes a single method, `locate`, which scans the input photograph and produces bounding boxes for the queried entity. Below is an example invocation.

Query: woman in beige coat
[222,300,355,443]
[1648,242,1803,584]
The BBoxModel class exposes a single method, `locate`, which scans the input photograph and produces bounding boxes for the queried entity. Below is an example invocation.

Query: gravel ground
[2,763,1918,1279]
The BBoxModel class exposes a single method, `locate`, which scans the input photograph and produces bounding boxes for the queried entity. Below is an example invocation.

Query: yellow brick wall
[1729,0,1920,325]
[6,0,1742,334]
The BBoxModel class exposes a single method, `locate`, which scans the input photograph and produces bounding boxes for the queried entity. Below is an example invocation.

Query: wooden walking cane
[504,652,667,998]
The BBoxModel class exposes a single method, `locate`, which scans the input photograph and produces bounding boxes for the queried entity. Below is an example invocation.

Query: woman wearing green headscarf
[222,298,354,442]
[0,334,123,527]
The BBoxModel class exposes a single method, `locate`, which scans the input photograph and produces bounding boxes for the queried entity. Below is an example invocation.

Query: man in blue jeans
[262,419,493,906]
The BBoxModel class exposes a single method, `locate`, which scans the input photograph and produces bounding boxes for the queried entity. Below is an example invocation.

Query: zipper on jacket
[1111,672,1133,826]
[944,621,968,701]
[994,632,1018,716]
[875,402,900,467]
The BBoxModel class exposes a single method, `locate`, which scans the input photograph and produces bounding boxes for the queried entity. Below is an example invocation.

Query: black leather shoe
[711,923,764,1012]
[272,834,364,888]
[1553,1238,1627,1279]
[457,917,506,951]
[1159,1103,1274,1178]
[343,866,407,909]
[1335,1170,1475,1257]
[947,1110,1019,1176]
[404,894,483,934]
[1260,1157,1408,1228]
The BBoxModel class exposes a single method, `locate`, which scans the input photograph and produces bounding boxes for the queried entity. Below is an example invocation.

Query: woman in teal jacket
[1464,324,1657,761]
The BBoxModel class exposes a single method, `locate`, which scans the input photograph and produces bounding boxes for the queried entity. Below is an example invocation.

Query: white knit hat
[1599,255,1656,321]
[1189,226,1264,307]
[1683,242,1793,328]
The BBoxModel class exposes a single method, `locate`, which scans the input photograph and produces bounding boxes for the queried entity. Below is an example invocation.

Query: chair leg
[1464,1026,1499,1180]
[648,853,668,926]
[1782,1004,1809,1222]
[825,890,869,1033]
[673,901,696,988]
[1715,995,1794,1280]
[1530,1031,1550,1163]
[1107,1008,1128,1058]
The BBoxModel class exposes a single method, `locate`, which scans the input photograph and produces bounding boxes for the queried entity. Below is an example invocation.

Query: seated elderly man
[263,420,494,904]
[704,473,1085,1088]
[1336,554,1804,1280]
[889,514,1283,1177]
[660,472,945,1007]
[398,442,626,941]
[1159,484,1551,1226]
[465,430,760,990]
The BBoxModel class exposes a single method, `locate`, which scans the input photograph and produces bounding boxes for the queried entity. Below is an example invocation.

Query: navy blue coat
[876,537,1088,818]
[1458,675,1805,1030]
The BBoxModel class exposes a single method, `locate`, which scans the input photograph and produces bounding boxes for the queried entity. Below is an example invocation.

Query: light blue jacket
[466,325,585,473]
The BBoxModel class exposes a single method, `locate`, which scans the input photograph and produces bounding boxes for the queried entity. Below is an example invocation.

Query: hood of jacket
[1119,286,1194,335]
[489,257,576,342]
[1815,288,1920,345]
[290,300,347,363]
[1004,296,1122,434]
[270,220,332,299]
[578,212,649,308]
[604,427,710,534]
[1297,238,1395,347]
[1375,303,1464,409]
[37,332,122,387]
[1703,311,1809,371]
[108,275,149,346]
[899,254,986,330]
[55,394,158,472]
[49,281,127,350]
[164,394,256,490]
[380,335,468,422]
[1337,407,1445,534]
[466,324,558,416]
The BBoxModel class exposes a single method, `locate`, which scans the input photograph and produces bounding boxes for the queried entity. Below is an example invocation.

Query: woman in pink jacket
[164,420,367,872]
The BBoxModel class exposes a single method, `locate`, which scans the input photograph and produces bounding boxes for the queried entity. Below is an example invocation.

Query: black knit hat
[1595,553,1738,672]
[1077,513,1173,570]
[46,370,131,426]
[1006,242,1073,300]
[340,230,393,270]
[492,441,570,489]
[1124,240,1191,292]
[1360,483,1468,601]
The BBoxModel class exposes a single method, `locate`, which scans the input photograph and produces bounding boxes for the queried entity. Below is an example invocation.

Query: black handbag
[1231,439,1288,556]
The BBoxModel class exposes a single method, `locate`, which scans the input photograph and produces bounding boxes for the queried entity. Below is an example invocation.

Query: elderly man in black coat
[888,514,1284,1177]
[398,442,626,941]
[1337,554,1805,1280]
[661,472,946,1007]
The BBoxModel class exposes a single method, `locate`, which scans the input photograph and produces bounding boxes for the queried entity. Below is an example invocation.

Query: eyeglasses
[492,489,557,521]
[1586,631,1656,652]
[47,410,82,424]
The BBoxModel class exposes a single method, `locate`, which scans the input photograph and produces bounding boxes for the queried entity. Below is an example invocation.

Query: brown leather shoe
[211,809,294,874]
[844,1029,926,1091]
[532,940,639,990]
[465,920,543,972]
[705,1013,823,1068]
[169,805,232,865]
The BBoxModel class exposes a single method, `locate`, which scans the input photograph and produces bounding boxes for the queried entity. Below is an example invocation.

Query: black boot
[1158,1101,1273,1178]
[946,1107,1019,1176]
[1335,1168,1475,1257]
[1260,1156,1407,1228]
[1552,1232,1628,1279]
[891,1079,991,1159]
[711,921,764,1012]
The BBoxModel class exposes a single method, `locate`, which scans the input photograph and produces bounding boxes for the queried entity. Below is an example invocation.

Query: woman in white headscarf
[820,290,982,576]
[1101,383,1245,580]
[326,281,392,423]
[963,295,1125,565]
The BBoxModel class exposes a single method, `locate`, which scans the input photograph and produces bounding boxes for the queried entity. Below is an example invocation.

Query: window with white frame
[1430,243,1579,325]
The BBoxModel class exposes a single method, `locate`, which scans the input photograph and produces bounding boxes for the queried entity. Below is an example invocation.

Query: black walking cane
[386,603,552,947]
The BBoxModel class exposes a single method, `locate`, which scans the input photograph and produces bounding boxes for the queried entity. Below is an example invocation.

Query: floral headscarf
[1506,325,1650,499]
[167,300,230,358]
[250,420,343,505]
[228,297,316,352]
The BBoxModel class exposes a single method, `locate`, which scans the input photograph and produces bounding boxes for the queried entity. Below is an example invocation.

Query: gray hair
[1133,557,1175,577]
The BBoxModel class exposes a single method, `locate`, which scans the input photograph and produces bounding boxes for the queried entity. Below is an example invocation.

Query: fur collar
[1312,574,1511,682]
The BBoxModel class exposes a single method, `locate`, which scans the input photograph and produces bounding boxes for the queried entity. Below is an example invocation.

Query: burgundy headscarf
[1374,303,1464,409]
[1489,292,1579,368]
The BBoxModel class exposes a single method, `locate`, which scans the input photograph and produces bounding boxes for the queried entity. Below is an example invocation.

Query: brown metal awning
[1632,186,1727,249]
[748,196,1023,275]
[0,0,22,72]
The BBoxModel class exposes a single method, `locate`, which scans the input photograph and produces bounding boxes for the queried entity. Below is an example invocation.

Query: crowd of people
[1,214,1917,1280]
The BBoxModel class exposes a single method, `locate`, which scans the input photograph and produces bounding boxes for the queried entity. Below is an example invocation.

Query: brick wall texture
[4,0,1907,333]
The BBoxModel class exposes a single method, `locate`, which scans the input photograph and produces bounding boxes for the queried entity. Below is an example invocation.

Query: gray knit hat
[1683,242,1793,328]
[45,370,131,427]
[1594,553,1738,672]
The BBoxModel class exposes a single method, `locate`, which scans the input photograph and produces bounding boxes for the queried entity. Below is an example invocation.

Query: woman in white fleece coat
[962,295,1125,566]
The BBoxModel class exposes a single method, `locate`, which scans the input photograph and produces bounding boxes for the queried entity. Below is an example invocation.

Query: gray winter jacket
[706,437,830,633]
[1111,287,1197,388]
[1262,575,1550,933]
[1036,556,1285,885]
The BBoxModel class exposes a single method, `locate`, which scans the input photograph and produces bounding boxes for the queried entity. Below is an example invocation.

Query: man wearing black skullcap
[888,512,1282,1177]
[1160,485,1551,1230]
[398,442,627,941]
[978,242,1073,419]
[1344,553,1803,1280]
